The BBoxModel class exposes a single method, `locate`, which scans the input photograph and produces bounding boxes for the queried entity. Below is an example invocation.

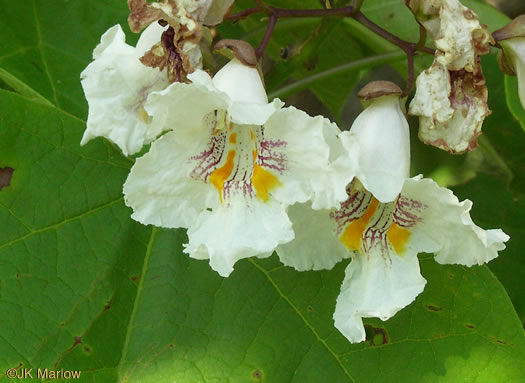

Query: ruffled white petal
[333,252,426,343]
[81,24,169,156]
[276,203,349,271]
[401,176,509,266]
[341,95,410,203]
[184,195,294,277]
[92,25,132,58]
[264,106,354,209]
[123,129,217,229]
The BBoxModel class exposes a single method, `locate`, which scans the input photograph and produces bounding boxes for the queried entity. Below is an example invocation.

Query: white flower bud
[494,16,525,110]
[341,81,410,203]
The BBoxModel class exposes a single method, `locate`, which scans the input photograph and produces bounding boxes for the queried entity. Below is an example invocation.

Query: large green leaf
[1,1,524,382]
[453,174,525,323]
[0,0,132,120]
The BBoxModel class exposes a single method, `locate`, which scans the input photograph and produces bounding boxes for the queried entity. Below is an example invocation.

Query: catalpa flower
[407,0,493,153]
[493,15,525,110]
[80,22,169,156]
[277,82,509,343]
[123,41,352,277]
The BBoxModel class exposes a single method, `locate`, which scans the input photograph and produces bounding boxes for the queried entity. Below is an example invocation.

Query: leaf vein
[249,259,355,383]
[32,0,59,106]
[117,227,158,383]
[0,196,123,251]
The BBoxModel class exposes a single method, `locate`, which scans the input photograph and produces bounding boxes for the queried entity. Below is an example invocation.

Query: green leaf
[504,75,525,131]
[0,0,132,120]
[1,1,524,382]
[453,174,525,323]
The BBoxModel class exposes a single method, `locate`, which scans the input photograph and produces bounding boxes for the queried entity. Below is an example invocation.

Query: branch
[226,4,435,57]
[256,14,277,59]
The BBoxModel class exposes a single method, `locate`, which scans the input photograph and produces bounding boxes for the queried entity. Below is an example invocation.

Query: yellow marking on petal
[209,150,236,203]
[339,198,379,251]
[252,149,257,161]
[387,223,411,255]
[137,107,152,123]
[252,164,281,202]
[250,130,255,141]
[215,110,227,131]
[229,133,237,144]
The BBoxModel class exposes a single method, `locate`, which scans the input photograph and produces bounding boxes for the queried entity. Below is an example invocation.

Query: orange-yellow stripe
[229,133,237,144]
[339,198,379,251]
[387,223,410,255]
[209,150,236,203]
[252,164,281,202]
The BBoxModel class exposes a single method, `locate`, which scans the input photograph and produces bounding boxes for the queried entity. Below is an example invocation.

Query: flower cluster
[80,0,510,345]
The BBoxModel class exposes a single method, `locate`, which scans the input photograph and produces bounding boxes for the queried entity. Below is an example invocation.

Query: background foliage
[0,0,524,382]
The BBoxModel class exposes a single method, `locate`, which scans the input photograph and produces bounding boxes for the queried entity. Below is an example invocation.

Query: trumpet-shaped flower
[80,23,169,156]
[493,15,525,111]
[123,55,353,277]
[277,82,509,343]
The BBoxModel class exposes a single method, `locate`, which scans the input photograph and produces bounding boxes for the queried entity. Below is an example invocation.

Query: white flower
[277,84,509,343]
[80,23,169,156]
[407,0,493,153]
[123,56,352,277]
[493,15,525,110]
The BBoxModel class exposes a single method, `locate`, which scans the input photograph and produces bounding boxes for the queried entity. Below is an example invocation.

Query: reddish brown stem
[403,49,415,97]
[225,7,260,23]
[256,14,277,59]
[226,4,435,58]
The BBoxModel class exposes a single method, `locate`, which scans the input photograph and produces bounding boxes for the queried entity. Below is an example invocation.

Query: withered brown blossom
[407,0,494,153]
[128,0,233,82]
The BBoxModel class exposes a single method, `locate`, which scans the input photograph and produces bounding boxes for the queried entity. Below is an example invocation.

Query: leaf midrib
[116,227,158,382]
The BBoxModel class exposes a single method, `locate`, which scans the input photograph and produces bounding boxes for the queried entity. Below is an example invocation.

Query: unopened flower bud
[493,15,525,110]
[214,39,258,68]
[341,81,410,203]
